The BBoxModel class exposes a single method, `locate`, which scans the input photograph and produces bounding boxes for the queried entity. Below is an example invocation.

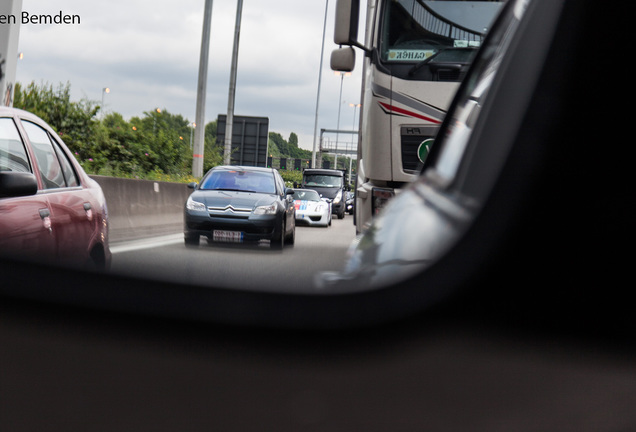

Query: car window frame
[274,170,285,197]
[19,119,73,191]
[48,133,80,188]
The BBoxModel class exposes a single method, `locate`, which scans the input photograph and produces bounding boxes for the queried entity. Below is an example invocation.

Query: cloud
[16,0,365,150]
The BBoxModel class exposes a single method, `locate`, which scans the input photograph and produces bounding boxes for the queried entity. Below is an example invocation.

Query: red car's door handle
[83,202,93,220]
[39,208,52,233]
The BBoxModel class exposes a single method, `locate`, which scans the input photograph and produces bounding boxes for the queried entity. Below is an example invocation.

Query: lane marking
[110,234,183,254]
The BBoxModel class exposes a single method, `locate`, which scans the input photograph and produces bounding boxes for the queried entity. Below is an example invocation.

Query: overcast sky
[16,0,366,150]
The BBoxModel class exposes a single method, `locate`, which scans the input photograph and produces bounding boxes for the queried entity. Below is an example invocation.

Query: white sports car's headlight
[253,203,277,215]
[186,196,206,211]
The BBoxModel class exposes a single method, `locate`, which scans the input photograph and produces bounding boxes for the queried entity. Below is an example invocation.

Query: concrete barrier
[90,176,192,243]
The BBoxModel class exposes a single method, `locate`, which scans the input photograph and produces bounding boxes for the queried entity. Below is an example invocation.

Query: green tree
[86,113,144,175]
[13,81,99,154]
[288,132,298,150]
[12,81,301,182]
[127,108,193,175]
[203,121,223,172]
[268,132,288,156]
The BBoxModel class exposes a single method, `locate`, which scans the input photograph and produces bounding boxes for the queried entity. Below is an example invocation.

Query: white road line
[110,233,183,254]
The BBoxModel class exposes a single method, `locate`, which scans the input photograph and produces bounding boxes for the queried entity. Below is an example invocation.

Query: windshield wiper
[214,188,256,193]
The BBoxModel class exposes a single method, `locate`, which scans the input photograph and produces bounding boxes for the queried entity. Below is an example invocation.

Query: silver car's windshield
[293,190,321,201]
[200,170,276,194]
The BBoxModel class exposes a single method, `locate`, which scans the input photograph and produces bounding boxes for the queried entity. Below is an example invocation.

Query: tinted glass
[200,169,276,194]
[21,121,66,189]
[51,137,79,187]
[380,0,499,63]
[303,175,343,188]
[293,190,321,201]
[274,170,285,195]
[0,118,31,173]
[430,0,522,183]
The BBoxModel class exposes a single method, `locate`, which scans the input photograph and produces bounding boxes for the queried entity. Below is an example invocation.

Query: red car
[0,107,111,270]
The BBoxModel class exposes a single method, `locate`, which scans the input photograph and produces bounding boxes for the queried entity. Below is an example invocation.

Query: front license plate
[213,230,244,243]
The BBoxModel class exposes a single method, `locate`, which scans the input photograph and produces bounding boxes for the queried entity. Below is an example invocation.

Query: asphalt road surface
[110,214,356,293]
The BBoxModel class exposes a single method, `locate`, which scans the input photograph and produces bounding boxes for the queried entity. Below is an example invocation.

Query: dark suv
[301,168,346,219]
[0,107,111,269]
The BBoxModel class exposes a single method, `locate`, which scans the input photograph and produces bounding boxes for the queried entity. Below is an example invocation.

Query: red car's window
[0,118,31,173]
[50,137,79,187]
[21,121,68,189]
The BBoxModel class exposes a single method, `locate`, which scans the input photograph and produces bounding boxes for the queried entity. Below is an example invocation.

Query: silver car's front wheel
[270,220,284,249]
[184,233,200,247]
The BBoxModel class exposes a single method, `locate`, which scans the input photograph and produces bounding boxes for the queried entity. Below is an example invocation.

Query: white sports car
[293,189,332,227]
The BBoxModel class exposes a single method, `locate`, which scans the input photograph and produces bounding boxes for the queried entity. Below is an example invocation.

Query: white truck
[331,0,503,232]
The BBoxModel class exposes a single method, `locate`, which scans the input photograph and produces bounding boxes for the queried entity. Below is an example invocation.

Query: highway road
[110,214,357,294]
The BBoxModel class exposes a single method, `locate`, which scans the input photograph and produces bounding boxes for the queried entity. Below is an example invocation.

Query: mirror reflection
[1,0,505,295]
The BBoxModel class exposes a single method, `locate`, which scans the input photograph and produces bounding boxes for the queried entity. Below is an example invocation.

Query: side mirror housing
[331,47,356,72]
[334,0,360,45]
[0,172,38,198]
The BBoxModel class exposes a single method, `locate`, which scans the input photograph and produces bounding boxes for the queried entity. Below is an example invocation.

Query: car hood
[193,190,277,209]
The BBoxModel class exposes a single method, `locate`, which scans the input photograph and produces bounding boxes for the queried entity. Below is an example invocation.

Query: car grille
[208,205,251,219]
[400,126,439,173]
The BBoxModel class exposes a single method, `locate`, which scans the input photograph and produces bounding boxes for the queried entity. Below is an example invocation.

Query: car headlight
[333,190,342,204]
[186,196,206,211]
[253,203,277,215]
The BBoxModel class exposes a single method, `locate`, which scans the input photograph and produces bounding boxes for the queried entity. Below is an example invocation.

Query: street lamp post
[101,87,110,119]
[312,0,329,169]
[334,71,351,169]
[348,102,360,183]
[153,108,161,134]
[193,0,214,178]
[349,102,361,130]
[223,0,244,165]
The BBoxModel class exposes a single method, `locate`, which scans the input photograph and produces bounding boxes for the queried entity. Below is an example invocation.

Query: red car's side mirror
[0,172,38,198]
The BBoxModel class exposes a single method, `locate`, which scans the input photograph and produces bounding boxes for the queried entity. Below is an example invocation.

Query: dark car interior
[1,1,633,430]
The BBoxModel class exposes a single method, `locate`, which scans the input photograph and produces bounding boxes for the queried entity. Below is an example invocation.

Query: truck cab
[331,0,503,233]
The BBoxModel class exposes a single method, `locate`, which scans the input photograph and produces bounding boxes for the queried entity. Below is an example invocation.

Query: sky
[15,0,366,151]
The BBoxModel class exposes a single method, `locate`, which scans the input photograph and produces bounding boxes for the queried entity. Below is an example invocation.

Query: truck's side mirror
[334,0,360,45]
[0,172,38,198]
[331,47,356,72]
